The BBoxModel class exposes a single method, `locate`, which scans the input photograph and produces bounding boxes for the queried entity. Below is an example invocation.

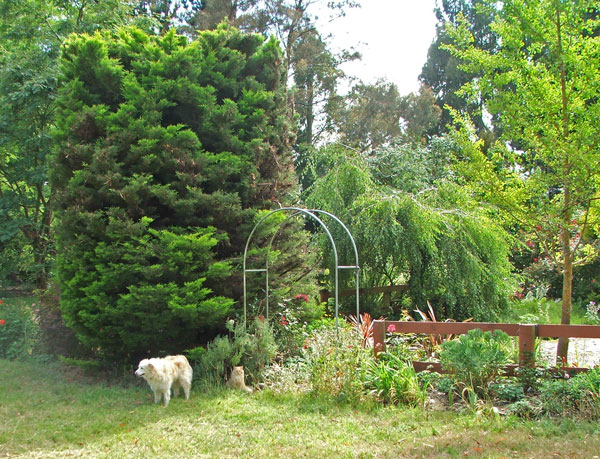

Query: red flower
[526,241,534,247]
[533,257,538,263]
[0,319,5,326]
[294,294,309,302]
[535,225,542,231]
[279,316,289,326]
[387,324,396,333]
[0,299,3,305]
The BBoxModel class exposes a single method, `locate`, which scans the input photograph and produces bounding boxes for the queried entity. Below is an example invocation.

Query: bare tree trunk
[556,207,573,364]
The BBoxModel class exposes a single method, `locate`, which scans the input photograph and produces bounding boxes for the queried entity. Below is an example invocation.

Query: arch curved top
[242,207,360,327]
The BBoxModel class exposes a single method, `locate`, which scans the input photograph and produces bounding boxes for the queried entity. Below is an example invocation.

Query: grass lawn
[1,360,599,458]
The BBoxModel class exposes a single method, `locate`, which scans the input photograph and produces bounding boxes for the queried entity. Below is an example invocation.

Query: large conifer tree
[51,25,298,361]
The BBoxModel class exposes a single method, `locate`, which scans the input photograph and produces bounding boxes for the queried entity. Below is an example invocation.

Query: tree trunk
[228,0,238,22]
[555,6,572,365]
[556,214,573,364]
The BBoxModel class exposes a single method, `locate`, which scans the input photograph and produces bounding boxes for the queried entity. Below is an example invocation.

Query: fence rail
[372,320,600,373]
[319,285,408,308]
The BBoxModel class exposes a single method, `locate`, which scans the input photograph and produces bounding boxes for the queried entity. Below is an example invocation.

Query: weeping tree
[305,140,514,321]
[51,25,302,362]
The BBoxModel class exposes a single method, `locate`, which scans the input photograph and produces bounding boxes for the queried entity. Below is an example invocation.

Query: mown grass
[1,359,599,458]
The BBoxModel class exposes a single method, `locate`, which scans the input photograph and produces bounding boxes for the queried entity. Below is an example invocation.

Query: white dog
[134,355,193,407]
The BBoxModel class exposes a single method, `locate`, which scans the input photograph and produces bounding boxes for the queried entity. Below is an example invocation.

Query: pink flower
[533,257,538,263]
[387,324,396,333]
[294,294,309,302]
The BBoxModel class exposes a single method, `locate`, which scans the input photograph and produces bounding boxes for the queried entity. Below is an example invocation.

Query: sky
[317,0,438,96]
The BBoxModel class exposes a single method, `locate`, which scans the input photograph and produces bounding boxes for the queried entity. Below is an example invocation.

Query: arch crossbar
[242,207,360,328]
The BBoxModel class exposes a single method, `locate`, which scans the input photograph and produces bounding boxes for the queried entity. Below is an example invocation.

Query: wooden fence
[319,285,408,309]
[373,320,600,374]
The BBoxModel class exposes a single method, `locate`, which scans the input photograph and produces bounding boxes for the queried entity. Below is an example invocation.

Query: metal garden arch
[242,207,360,327]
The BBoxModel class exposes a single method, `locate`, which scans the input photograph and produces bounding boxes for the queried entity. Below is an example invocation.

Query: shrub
[439,328,511,397]
[51,26,299,363]
[264,321,370,402]
[0,298,38,359]
[188,318,277,387]
[303,323,370,402]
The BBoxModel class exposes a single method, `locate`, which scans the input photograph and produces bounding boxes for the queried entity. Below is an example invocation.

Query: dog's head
[134,359,153,379]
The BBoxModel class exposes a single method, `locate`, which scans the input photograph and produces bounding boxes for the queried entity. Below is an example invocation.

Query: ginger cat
[228,366,253,393]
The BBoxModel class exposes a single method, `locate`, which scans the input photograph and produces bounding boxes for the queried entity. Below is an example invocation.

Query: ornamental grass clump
[538,367,600,420]
[364,344,428,406]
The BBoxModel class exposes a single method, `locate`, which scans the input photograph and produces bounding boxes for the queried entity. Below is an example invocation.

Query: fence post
[382,292,391,309]
[518,324,536,367]
[373,320,386,358]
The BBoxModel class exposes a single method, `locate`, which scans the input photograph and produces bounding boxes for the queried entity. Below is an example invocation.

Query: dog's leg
[162,389,171,407]
[172,382,180,398]
[153,389,161,405]
[162,381,173,407]
[181,379,191,400]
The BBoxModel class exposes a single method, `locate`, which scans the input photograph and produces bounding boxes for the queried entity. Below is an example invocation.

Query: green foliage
[504,297,591,326]
[264,321,370,402]
[303,324,370,402]
[51,26,298,362]
[538,368,600,420]
[0,0,141,288]
[419,0,498,137]
[334,81,442,151]
[364,345,429,406]
[0,298,39,359]
[488,381,525,403]
[445,0,600,356]
[335,80,404,151]
[439,328,511,397]
[306,142,514,321]
[188,318,278,387]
